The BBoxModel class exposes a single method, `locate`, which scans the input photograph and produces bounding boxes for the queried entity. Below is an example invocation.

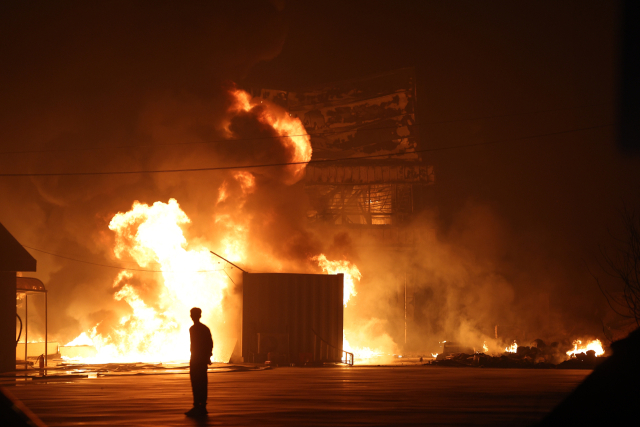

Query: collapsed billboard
[250,67,419,161]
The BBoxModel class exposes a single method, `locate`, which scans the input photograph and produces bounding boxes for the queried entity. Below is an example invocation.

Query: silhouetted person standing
[185,307,213,417]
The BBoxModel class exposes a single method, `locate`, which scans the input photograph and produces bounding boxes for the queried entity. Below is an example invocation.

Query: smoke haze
[2,1,640,359]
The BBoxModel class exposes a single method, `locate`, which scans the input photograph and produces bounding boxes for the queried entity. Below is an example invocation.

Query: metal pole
[45,292,47,375]
[404,272,407,346]
[209,251,248,273]
[25,294,28,370]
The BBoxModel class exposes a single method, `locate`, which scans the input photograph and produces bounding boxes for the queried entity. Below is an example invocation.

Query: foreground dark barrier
[0,386,47,427]
[536,327,640,426]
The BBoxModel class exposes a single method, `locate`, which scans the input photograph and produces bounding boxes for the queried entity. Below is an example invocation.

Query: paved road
[7,365,590,426]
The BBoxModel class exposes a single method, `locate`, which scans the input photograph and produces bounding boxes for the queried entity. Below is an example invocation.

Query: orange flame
[505,341,518,353]
[226,88,312,184]
[313,254,360,307]
[311,254,392,364]
[343,337,383,360]
[64,332,94,347]
[217,181,229,204]
[66,199,236,363]
[566,339,604,357]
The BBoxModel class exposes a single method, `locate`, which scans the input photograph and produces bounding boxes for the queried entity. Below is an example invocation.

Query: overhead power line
[0,123,611,177]
[22,245,224,273]
[0,102,609,155]
[423,102,610,125]
[0,116,416,155]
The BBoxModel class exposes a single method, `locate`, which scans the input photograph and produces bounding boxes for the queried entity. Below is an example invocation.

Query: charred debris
[429,339,606,369]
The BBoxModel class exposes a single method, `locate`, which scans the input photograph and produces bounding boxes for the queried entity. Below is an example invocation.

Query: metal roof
[0,222,36,272]
[16,277,46,293]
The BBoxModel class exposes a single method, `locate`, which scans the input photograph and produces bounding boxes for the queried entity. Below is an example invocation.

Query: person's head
[190,307,202,322]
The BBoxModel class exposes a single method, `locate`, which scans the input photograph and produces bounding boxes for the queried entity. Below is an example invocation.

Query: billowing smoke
[339,201,612,359]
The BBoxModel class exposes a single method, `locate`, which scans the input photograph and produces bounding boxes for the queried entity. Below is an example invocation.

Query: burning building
[249,68,435,354]
[250,68,434,232]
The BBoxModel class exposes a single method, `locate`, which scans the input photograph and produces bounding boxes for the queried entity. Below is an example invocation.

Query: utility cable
[0,119,417,155]
[0,123,612,178]
[0,103,609,155]
[22,245,224,273]
[222,269,237,286]
[422,102,610,125]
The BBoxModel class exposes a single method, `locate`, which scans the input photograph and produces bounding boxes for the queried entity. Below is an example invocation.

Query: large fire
[65,200,376,364]
[59,86,393,366]
[62,86,317,364]
[312,255,392,363]
[64,199,233,363]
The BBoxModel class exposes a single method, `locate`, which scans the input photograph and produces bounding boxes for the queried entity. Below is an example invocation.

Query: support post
[25,294,28,370]
[45,292,47,375]
[0,272,16,372]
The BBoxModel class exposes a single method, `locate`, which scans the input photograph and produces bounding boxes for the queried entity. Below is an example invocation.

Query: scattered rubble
[556,350,605,369]
[430,339,606,369]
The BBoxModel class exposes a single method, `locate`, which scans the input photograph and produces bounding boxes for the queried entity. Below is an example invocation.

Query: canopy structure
[16,277,48,371]
[17,277,46,293]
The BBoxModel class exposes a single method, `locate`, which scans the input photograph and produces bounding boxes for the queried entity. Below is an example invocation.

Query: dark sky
[1,0,638,341]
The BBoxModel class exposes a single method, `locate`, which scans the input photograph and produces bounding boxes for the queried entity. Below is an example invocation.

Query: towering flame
[65,199,236,363]
[62,86,316,364]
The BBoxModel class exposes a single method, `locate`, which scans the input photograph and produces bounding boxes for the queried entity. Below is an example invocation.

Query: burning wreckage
[430,339,607,369]
[6,69,618,370]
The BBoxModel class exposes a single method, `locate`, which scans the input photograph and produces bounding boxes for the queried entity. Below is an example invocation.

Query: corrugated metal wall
[242,272,343,364]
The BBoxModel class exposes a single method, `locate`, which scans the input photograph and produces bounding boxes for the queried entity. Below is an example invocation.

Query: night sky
[1,1,638,343]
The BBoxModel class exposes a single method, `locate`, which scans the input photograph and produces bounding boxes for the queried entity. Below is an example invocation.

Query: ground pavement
[5,364,590,426]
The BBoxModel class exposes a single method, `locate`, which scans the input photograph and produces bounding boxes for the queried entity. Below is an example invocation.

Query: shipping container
[242,272,343,365]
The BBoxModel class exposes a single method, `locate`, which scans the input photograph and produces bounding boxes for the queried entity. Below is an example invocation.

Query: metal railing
[341,351,354,366]
[311,329,353,366]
